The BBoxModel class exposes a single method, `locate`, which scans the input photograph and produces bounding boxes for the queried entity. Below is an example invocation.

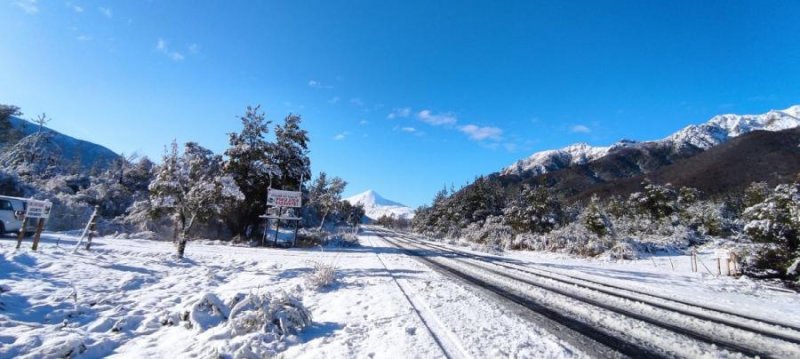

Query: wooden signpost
[15,199,53,251]
[261,187,303,248]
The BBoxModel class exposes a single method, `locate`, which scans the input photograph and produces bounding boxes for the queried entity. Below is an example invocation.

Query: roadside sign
[25,200,53,219]
[267,189,302,208]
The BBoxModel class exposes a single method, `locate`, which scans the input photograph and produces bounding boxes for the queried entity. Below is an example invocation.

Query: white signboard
[267,189,302,208]
[25,200,53,219]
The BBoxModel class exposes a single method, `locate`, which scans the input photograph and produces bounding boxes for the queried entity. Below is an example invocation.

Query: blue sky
[2,1,800,207]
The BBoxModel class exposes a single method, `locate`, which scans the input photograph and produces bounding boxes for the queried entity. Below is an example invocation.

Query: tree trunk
[318,211,329,231]
[176,214,196,259]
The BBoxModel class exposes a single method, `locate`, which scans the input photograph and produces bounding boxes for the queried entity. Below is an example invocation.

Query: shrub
[304,262,337,290]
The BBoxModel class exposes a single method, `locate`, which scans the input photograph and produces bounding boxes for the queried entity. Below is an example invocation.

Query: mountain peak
[344,190,414,220]
[503,105,800,176]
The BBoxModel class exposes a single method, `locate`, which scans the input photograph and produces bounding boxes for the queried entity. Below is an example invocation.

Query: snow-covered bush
[174,289,312,358]
[462,215,511,250]
[324,232,360,248]
[304,261,337,290]
[228,290,311,337]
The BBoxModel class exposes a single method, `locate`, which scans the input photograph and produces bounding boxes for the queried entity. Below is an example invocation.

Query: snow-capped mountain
[503,105,800,175]
[344,190,415,220]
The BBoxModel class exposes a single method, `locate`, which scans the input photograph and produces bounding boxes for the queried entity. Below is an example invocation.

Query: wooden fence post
[85,207,100,250]
[30,218,46,251]
[15,217,29,249]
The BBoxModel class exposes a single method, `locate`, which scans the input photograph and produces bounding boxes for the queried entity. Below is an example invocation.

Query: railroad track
[372,228,800,358]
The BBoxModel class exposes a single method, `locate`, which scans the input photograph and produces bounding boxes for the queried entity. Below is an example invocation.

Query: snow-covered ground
[2,228,799,358]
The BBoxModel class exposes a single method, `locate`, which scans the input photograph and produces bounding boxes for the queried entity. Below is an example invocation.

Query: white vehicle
[0,195,30,236]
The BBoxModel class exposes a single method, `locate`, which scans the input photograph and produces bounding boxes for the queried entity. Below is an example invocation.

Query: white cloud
[15,0,38,14]
[401,127,416,133]
[308,80,332,89]
[333,132,349,140]
[459,124,503,141]
[328,96,340,104]
[66,2,83,13]
[418,110,457,126]
[387,107,411,119]
[570,124,591,133]
[98,6,112,19]
[76,34,90,41]
[188,43,200,54]
[359,120,369,125]
[156,38,186,61]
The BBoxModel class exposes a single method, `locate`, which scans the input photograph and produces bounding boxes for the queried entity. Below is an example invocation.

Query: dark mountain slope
[579,128,800,200]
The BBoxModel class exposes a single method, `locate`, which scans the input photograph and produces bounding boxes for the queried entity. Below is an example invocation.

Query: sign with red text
[267,189,302,208]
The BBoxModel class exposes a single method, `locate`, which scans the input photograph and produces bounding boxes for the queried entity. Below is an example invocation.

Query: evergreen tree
[0,104,22,145]
[503,184,562,234]
[223,105,279,237]
[583,195,612,237]
[629,180,676,219]
[743,182,800,280]
[273,114,311,190]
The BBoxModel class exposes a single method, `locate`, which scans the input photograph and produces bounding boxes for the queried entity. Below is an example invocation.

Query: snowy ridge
[345,189,415,220]
[503,105,800,175]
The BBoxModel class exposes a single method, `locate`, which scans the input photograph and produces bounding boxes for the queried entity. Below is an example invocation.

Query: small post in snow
[85,206,100,250]
[15,217,28,249]
[30,218,46,251]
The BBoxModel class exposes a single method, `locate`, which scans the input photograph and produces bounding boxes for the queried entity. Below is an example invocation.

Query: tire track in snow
[374,232,654,358]
[394,231,800,346]
[382,229,800,358]
[363,234,469,359]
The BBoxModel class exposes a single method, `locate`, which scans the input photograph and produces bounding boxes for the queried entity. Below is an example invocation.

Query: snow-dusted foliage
[304,261,337,290]
[742,182,800,280]
[0,131,64,178]
[306,172,348,230]
[223,105,282,238]
[149,141,244,257]
[172,289,312,358]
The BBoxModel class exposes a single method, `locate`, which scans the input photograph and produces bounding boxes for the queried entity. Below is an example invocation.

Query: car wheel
[0,221,5,237]
[24,232,36,238]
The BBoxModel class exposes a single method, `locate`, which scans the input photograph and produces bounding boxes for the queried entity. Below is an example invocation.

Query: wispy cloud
[459,124,503,141]
[401,127,416,133]
[188,43,200,54]
[359,120,369,125]
[98,6,112,18]
[15,0,38,14]
[570,124,591,133]
[308,80,333,89]
[387,107,411,119]
[156,38,186,61]
[333,131,349,140]
[328,96,340,104]
[66,2,83,13]
[76,34,91,41]
[417,110,457,126]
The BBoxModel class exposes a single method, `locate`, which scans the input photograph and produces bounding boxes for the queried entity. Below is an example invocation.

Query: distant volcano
[344,190,415,221]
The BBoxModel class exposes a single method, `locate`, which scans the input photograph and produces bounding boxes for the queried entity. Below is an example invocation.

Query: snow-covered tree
[583,195,612,237]
[629,180,676,219]
[223,105,280,237]
[273,114,311,190]
[743,182,800,280]
[503,185,563,234]
[306,172,348,230]
[0,104,22,145]
[150,141,244,258]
